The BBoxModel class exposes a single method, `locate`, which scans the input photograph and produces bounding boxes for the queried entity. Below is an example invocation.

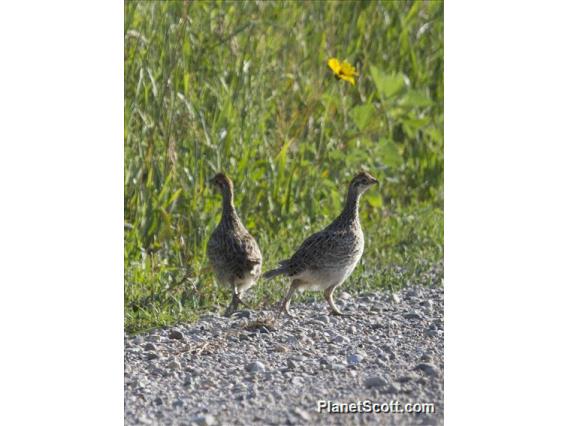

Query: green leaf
[167,189,183,208]
[377,138,403,168]
[183,72,190,95]
[366,193,383,208]
[350,104,375,131]
[370,66,407,98]
[399,90,433,107]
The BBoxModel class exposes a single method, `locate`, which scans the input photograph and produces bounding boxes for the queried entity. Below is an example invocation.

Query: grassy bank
[124,0,444,334]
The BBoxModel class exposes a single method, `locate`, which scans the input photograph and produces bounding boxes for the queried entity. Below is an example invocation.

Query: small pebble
[144,343,157,351]
[346,353,365,366]
[245,361,266,373]
[415,363,440,377]
[290,377,303,386]
[390,293,401,304]
[233,310,253,319]
[404,311,422,320]
[168,360,181,370]
[169,330,184,340]
[188,414,215,425]
[396,373,418,383]
[272,343,288,353]
[364,375,389,388]
[286,359,298,369]
[332,335,350,345]
[292,408,311,421]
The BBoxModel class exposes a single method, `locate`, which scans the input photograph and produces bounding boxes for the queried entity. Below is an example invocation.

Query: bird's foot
[224,290,252,317]
[224,296,240,317]
[274,303,296,319]
[284,308,297,318]
[234,294,252,310]
[330,309,352,317]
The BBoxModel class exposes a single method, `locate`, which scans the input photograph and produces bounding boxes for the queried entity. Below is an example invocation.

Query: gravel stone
[286,358,298,369]
[415,362,441,377]
[233,310,253,319]
[168,330,184,340]
[314,314,331,324]
[272,343,288,353]
[403,310,422,320]
[143,343,157,351]
[168,360,181,370]
[332,334,350,345]
[292,407,312,421]
[245,361,266,373]
[396,373,419,383]
[291,376,304,386]
[364,375,389,388]
[188,414,215,425]
[346,353,365,365]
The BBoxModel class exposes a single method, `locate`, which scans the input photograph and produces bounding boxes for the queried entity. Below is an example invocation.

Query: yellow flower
[327,57,358,85]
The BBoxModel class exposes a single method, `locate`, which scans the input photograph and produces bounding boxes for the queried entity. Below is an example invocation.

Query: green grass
[124,0,444,334]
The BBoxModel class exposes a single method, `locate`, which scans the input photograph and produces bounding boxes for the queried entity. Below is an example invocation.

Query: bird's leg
[276,280,300,318]
[324,285,351,316]
[224,284,240,317]
[282,296,294,317]
[233,291,253,310]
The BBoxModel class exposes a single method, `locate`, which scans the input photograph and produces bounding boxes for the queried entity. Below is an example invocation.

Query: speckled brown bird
[207,173,262,316]
[264,172,378,317]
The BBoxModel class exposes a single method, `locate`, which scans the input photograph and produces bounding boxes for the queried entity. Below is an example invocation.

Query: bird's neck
[221,190,240,228]
[337,186,361,225]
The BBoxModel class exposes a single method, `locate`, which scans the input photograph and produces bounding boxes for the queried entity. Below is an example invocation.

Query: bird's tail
[263,268,285,280]
[263,262,288,280]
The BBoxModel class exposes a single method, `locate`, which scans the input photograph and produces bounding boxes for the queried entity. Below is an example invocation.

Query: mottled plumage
[207,174,262,316]
[264,172,378,316]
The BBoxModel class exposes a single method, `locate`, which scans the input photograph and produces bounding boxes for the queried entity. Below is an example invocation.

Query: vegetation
[124,0,444,334]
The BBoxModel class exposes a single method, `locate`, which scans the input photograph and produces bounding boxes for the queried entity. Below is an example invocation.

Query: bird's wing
[209,229,261,279]
[285,229,340,276]
[237,231,262,265]
[206,229,227,271]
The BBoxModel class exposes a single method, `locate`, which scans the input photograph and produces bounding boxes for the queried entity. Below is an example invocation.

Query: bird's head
[209,173,234,194]
[349,171,378,195]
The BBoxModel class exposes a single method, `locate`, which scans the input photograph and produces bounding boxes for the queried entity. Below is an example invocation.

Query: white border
[446,2,568,425]
[0,2,123,425]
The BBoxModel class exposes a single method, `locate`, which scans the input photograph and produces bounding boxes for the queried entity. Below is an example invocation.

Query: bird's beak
[370,176,379,184]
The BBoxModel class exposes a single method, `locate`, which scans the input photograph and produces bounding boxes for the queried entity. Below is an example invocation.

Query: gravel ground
[125,286,444,425]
